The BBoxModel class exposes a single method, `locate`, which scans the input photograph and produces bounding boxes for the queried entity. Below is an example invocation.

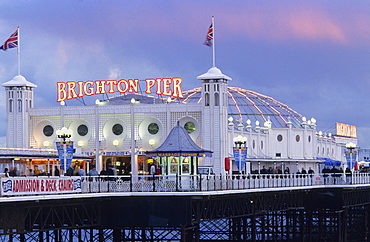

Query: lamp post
[56,127,72,175]
[130,98,139,181]
[233,135,247,175]
[346,142,356,181]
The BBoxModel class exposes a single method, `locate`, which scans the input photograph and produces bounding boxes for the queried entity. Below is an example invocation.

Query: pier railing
[1,172,369,196]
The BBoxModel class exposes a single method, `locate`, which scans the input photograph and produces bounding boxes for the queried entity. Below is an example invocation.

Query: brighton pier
[0,173,369,241]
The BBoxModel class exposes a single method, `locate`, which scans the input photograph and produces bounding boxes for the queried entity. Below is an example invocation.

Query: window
[308,135,311,142]
[296,135,300,142]
[148,123,159,135]
[261,141,263,150]
[252,140,255,149]
[43,125,54,137]
[184,122,196,134]
[277,134,283,142]
[214,93,219,106]
[77,124,88,136]
[112,124,123,135]
[204,93,210,106]
[9,100,13,112]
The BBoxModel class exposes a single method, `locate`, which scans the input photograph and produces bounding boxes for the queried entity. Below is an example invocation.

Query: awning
[316,157,341,166]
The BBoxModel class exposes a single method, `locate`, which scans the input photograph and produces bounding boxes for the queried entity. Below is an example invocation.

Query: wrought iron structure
[1,186,370,241]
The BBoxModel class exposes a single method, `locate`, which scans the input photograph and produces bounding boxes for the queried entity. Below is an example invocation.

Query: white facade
[2,67,356,175]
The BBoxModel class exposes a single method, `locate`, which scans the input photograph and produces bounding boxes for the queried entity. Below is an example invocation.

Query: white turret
[2,75,37,148]
[197,66,231,174]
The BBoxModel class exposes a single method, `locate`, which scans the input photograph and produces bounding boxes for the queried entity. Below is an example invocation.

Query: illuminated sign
[1,177,81,196]
[336,122,357,138]
[57,78,184,102]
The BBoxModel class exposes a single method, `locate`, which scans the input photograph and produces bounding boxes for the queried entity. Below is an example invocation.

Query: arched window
[17,99,22,112]
[214,93,219,106]
[9,99,13,112]
[204,93,210,106]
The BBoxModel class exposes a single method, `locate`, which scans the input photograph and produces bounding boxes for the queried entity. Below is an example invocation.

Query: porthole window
[112,124,123,135]
[43,125,54,137]
[296,135,300,142]
[184,122,196,134]
[148,123,159,135]
[77,124,88,136]
[277,134,283,142]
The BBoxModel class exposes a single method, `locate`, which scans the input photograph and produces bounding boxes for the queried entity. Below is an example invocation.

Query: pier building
[2,66,357,176]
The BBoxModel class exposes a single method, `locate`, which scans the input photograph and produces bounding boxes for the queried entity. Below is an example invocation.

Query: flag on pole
[204,21,213,46]
[0,29,18,51]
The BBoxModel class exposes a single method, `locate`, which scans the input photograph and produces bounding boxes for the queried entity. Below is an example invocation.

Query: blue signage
[233,147,248,171]
[345,150,357,169]
[56,141,74,170]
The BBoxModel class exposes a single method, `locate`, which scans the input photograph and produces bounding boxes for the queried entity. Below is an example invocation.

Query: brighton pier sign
[57,78,184,102]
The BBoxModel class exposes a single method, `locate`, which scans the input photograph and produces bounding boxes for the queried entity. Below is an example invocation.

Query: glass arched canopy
[181,87,304,129]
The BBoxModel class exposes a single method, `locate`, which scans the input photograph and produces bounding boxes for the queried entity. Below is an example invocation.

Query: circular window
[112,124,123,135]
[277,134,283,142]
[296,135,300,142]
[184,122,196,134]
[148,123,159,135]
[77,124,88,136]
[43,125,54,137]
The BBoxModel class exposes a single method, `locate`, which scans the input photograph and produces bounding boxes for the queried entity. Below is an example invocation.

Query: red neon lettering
[84,81,94,96]
[127,79,139,93]
[66,81,78,100]
[106,80,117,93]
[95,80,106,95]
[162,78,173,96]
[77,81,84,97]
[172,78,183,98]
[57,82,66,102]
[156,78,162,95]
[117,79,128,93]
[145,79,156,94]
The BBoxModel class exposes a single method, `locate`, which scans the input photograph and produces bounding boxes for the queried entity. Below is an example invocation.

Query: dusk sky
[0,1,370,147]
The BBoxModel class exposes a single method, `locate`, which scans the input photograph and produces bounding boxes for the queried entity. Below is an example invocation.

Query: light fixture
[149,139,156,146]
[43,141,50,147]
[78,140,84,147]
[131,98,136,104]
[95,99,100,105]
[56,127,72,141]
[113,140,119,147]
[60,100,65,106]
[167,97,172,103]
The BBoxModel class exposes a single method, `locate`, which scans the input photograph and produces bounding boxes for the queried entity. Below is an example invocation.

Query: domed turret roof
[2,75,37,88]
[181,86,304,129]
[197,66,232,80]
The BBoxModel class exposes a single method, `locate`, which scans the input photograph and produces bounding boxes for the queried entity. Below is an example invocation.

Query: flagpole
[212,16,215,67]
[17,26,20,75]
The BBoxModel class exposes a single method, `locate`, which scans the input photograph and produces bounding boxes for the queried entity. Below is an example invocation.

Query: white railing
[0,173,368,196]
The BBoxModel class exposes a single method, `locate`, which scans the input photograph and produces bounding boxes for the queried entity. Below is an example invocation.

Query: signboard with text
[233,147,248,171]
[56,141,74,170]
[1,177,82,196]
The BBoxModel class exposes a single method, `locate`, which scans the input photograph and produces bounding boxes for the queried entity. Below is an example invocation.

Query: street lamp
[56,127,72,174]
[346,142,356,177]
[233,135,247,174]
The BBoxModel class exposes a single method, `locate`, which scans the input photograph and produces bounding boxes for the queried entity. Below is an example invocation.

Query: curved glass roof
[100,86,305,129]
[181,86,304,129]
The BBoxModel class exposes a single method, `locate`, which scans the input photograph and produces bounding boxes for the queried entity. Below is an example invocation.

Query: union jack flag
[204,22,213,46]
[0,29,18,51]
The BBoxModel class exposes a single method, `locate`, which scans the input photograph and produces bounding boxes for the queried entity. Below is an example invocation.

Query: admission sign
[57,78,184,102]
[1,177,82,196]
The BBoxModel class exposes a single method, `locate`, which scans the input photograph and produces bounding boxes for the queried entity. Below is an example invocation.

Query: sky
[0,1,370,147]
